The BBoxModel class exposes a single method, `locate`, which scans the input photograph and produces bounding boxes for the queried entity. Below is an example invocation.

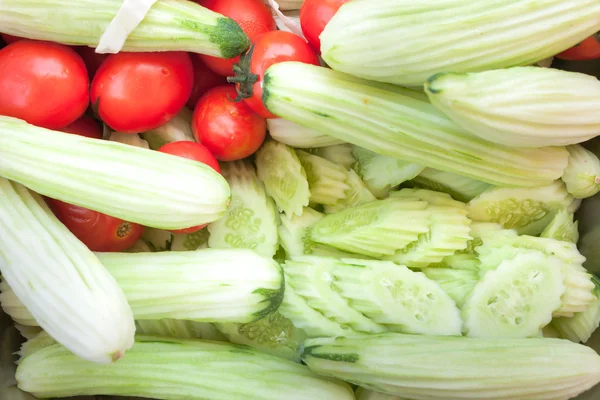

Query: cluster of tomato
[0,0,349,252]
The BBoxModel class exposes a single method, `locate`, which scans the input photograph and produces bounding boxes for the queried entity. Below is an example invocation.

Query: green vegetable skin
[16,336,355,400]
[262,62,568,187]
[0,116,231,230]
[0,0,250,58]
[302,333,600,400]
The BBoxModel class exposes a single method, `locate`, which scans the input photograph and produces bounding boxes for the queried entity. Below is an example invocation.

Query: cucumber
[296,150,351,206]
[467,180,574,235]
[310,198,431,258]
[540,208,579,244]
[355,387,407,400]
[278,282,352,338]
[135,320,228,342]
[562,144,600,199]
[324,169,376,214]
[462,252,566,338]
[140,227,210,252]
[411,168,492,203]
[208,161,279,258]
[215,311,307,362]
[141,107,195,150]
[389,188,467,208]
[352,146,424,198]
[308,144,356,170]
[284,257,387,334]
[255,139,310,217]
[421,266,480,308]
[266,117,345,148]
[553,296,600,344]
[330,258,462,336]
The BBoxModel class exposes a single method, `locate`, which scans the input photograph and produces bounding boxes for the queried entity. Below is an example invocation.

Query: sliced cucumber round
[463,252,566,338]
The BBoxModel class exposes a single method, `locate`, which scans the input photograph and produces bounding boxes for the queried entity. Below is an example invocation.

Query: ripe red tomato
[196,0,276,77]
[192,85,266,161]
[158,141,222,233]
[60,115,103,139]
[90,52,194,134]
[187,54,227,108]
[46,198,145,252]
[228,31,320,119]
[76,46,108,79]
[0,33,21,44]
[0,40,89,129]
[300,0,350,53]
[556,33,600,61]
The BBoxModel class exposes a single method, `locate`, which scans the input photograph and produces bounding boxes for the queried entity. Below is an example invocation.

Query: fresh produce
[296,150,351,206]
[0,178,135,364]
[425,67,600,148]
[553,295,600,344]
[0,116,231,230]
[302,333,600,400]
[0,40,89,129]
[319,0,600,86]
[193,85,267,161]
[16,335,355,400]
[411,169,492,203]
[91,51,194,133]
[75,46,108,79]
[208,160,279,258]
[0,33,20,44]
[141,107,196,150]
[307,144,355,170]
[562,144,600,199]
[557,32,600,61]
[228,30,320,118]
[187,55,227,108]
[323,169,376,214]
[0,0,251,58]
[262,62,569,187]
[60,115,103,139]
[135,319,228,342]
[299,0,349,52]
[541,209,580,243]
[158,141,221,175]
[197,0,276,76]
[266,118,345,148]
[2,248,284,324]
[355,388,405,400]
[45,198,145,252]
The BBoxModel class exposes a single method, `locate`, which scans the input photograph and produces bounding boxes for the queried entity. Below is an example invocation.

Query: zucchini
[296,150,351,206]
[310,198,431,258]
[255,139,310,217]
[262,62,569,187]
[0,0,250,58]
[302,333,600,400]
[462,252,566,338]
[0,116,230,230]
[352,146,424,198]
[266,118,344,148]
[307,144,356,170]
[0,178,135,364]
[411,168,492,203]
[540,209,579,244]
[561,144,600,199]
[425,67,600,147]
[208,161,279,258]
[466,180,574,236]
[320,0,600,86]
[17,336,355,400]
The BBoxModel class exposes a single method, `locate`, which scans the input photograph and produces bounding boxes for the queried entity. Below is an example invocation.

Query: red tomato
[90,52,194,134]
[193,85,266,162]
[228,31,320,119]
[0,33,22,44]
[556,33,600,61]
[196,0,276,77]
[187,54,227,108]
[46,198,144,252]
[76,46,109,79]
[300,0,350,53]
[158,141,222,233]
[60,115,103,139]
[0,40,89,129]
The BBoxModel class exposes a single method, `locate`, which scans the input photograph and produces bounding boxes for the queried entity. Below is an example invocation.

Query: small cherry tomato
[60,115,103,139]
[196,0,276,77]
[556,33,600,61]
[76,46,109,79]
[187,54,227,108]
[46,198,145,252]
[90,52,194,134]
[228,31,320,119]
[192,84,266,161]
[158,141,222,233]
[0,33,22,44]
[0,40,89,129]
[300,0,350,53]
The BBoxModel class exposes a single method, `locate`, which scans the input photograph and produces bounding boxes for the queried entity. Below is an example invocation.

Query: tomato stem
[227,46,259,102]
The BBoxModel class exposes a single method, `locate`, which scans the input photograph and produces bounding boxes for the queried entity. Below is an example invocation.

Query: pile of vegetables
[2,0,600,399]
